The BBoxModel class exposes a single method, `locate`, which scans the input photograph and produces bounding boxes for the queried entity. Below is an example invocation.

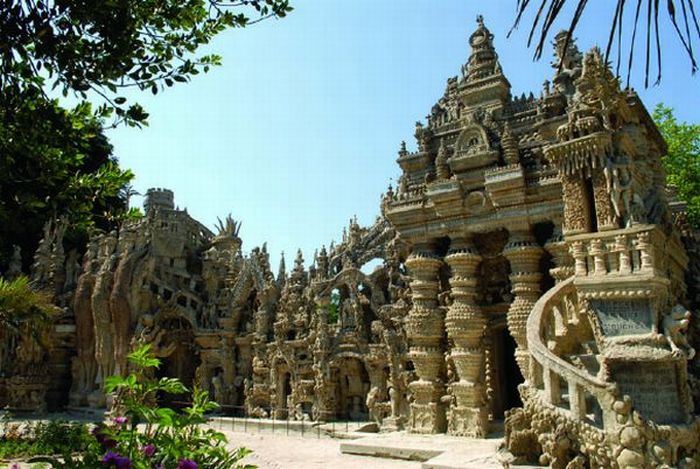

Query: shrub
[30,345,254,468]
[0,419,92,459]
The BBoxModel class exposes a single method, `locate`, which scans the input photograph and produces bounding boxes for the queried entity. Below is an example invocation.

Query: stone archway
[333,356,371,420]
[154,316,199,407]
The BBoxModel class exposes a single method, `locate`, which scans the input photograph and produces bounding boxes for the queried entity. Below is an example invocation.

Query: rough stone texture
[5,16,700,468]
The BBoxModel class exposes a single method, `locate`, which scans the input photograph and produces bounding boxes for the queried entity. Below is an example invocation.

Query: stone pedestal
[504,230,542,377]
[381,415,405,432]
[445,241,488,437]
[544,227,574,283]
[87,389,107,408]
[6,376,49,413]
[405,252,446,433]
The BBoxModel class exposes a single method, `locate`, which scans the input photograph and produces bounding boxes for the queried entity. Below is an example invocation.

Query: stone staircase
[511,225,700,467]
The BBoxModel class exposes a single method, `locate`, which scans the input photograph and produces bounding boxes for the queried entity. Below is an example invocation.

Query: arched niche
[450,124,499,172]
[454,124,491,155]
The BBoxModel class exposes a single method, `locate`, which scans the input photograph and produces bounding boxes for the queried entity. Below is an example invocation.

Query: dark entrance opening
[491,327,523,419]
[279,371,292,414]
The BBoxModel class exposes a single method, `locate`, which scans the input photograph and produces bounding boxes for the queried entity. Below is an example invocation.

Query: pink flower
[113,416,128,425]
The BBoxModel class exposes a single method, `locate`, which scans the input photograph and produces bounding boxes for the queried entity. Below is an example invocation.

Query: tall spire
[277,251,286,286]
[463,15,502,82]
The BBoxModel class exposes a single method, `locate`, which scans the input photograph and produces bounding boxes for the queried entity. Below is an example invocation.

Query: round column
[503,229,543,378]
[405,248,446,433]
[444,238,488,437]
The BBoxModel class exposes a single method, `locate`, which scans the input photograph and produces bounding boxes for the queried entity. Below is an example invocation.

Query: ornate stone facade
[3,16,700,467]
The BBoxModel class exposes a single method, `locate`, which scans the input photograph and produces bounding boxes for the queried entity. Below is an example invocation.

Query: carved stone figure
[664,305,696,360]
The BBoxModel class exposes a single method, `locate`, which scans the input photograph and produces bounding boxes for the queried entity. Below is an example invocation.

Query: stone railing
[567,225,667,279]
[526,277,617,428]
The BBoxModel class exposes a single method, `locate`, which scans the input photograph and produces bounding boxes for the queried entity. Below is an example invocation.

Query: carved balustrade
[567,225,687,299]
[527,277,616,425]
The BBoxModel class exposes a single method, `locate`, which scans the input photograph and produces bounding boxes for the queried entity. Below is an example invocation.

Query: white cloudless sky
[106,1,700,270]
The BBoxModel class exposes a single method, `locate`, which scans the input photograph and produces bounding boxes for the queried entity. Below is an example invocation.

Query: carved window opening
[556,376,570,411]
[360,258,382,275]
[583,389,603,428]
[533,222,556,293]
[329,288,341,324]
[584,177,598,232]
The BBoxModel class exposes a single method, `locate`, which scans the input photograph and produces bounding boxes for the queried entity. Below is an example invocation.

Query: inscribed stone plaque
[590,299,652,336]
[610,362,684,424]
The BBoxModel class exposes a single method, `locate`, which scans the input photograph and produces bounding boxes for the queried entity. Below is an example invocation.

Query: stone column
[405,246,446,433]
[503,229,543,378]
[444,237,488,437]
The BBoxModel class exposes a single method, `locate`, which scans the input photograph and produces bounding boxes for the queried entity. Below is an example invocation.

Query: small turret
[144,188,174,215]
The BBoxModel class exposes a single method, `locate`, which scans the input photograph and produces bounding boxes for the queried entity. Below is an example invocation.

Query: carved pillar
[504,229,543,378]
[591,168,617,231]
[560,173,589,235]
[444,237,488,437]
[405,246,446,433]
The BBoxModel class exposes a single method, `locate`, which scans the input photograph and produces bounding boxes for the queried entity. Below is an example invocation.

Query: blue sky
[107,1,700,269]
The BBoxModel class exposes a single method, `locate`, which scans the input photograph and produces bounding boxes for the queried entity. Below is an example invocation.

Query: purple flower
[113,416,128,425]
[102,451,132,469]
[10,464,20,469]
[93,425,117,449]
[177,459,198,469]
[141,443,156,457]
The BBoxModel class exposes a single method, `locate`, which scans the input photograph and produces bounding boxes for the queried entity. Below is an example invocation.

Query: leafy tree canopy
[653,103,700,226]
[1,0,292,270]
[1,0,292,127]
[0,84,135,270]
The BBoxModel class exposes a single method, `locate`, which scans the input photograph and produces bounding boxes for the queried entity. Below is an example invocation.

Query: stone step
[340,432,504,469]
[421,451,501,469]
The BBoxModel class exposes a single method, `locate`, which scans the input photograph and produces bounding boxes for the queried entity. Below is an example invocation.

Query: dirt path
[214,428,421,469]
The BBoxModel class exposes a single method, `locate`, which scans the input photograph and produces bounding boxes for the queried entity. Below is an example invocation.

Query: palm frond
[0,276,57,341]
[511,0,700,86]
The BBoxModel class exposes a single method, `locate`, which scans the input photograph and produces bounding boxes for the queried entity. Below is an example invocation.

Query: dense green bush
[0,419,92,459]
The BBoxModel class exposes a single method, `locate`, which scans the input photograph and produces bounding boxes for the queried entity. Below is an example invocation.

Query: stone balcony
[566,224,687,304]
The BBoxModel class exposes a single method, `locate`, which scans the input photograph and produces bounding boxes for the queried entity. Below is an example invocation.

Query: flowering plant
[30,344,253,468]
